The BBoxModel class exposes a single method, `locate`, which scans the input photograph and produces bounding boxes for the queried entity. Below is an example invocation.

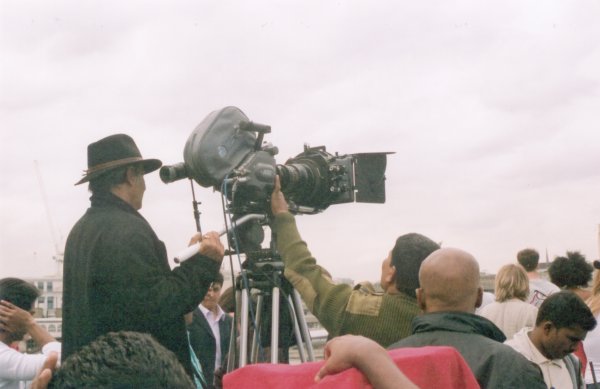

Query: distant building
[480,273,495,292]
[25,274,63,320]
[334,278,354,286]
[18,272,63,351]
[537,261,551,277]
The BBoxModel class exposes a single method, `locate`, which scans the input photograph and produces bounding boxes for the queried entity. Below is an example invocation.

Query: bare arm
[31,351,58,389]
[315,335,419,389]
[0,300,55,346]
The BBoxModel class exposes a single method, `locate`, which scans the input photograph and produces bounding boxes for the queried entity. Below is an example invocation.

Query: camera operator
[270,176,439,347]
[62,134,225,379]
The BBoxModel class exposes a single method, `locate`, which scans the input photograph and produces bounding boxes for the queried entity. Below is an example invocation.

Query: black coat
[390,312,546,389]
[62,192,220,376]
[188,307,232,388]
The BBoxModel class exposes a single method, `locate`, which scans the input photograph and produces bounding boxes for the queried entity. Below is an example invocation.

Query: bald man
[389,248,546,389]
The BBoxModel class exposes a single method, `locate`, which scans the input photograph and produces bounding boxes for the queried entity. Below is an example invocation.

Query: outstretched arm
[270,175,352,334]
[315,335,419,389]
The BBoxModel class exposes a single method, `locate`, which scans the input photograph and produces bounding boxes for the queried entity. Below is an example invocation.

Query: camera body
[161,106,391,217]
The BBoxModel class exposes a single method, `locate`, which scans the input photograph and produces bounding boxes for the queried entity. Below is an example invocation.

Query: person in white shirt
[0,278,61,389]
[478,264,538,340]
[474,291,495,315]
[517,248,560,307]
[187,273,232,389]
[506,291,597,389]
[584,261,600,388]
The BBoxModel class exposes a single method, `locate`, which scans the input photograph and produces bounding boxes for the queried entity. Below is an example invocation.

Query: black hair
[392,233,440,298]
[0,277,40,310]
[548,251,594,288]
[213,272,224,286]
[49,331,194,388]
[218,286,235,313]
[536,291,597,331]
[517,248,539,272]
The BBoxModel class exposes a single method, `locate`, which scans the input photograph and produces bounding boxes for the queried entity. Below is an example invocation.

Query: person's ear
[542,321,555,335]
[416,288,426,311]
[389,265,397,283]
[125,166,137,185]
[475,287,483,308]
[383,264,396,287]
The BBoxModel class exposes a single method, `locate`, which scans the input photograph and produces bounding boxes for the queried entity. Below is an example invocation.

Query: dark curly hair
[49,331,193,388]
[548,251,593,288]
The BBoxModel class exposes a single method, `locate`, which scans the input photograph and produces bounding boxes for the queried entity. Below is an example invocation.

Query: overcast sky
[1,1,599,284]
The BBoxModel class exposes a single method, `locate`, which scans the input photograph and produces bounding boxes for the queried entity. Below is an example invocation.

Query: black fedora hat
[75,134,162,185]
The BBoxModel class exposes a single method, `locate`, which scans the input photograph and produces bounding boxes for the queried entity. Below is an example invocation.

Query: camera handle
[173,214,266,263]
[189,179,202,234]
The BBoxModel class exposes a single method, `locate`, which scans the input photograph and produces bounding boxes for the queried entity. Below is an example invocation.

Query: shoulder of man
[353,281,381,294]
[563,353,583,389]
[481,343,547,389]
[504,328,531,353]
[345,281,385,315]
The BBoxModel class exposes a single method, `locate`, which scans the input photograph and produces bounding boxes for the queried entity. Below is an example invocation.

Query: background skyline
[2,1,600,283]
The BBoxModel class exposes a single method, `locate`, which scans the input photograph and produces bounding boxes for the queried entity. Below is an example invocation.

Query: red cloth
[574,342,587,375]
[224,346,479,389]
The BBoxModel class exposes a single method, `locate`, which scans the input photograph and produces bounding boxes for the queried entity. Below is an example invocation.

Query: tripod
[175,179,316,373]
[226,249,315,369]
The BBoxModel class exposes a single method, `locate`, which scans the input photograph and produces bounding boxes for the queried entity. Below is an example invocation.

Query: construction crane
[34,160,64,272]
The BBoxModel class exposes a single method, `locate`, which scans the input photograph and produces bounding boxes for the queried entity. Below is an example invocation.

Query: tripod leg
[226,300,237,372]
[286,294,306,363]
[250,294,264,363]
[239,287,250,368]
[292,289,315,361]
[270,286,280,363]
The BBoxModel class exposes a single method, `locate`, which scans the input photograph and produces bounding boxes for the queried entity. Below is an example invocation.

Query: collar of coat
[411,311,507,343]
[90,191,138,214]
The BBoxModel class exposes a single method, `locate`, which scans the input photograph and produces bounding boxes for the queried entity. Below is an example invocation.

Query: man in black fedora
[62,134,225,379]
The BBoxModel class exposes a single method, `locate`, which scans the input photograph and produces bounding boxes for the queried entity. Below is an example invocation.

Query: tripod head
[240,248,285,289]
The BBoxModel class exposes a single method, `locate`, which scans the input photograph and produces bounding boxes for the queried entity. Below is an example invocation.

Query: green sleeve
[272,212,351,336]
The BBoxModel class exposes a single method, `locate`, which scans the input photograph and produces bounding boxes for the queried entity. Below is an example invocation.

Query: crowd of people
[1,133,600,388]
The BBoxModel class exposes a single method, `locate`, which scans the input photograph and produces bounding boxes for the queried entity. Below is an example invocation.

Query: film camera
[161,106,391,254]
[160,106,391,214]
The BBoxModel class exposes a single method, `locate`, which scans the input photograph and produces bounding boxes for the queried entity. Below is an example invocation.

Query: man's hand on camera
[271,175,289,215]
[189,231,224,262]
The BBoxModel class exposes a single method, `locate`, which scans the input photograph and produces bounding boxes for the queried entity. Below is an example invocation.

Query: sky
[1,1,600,283]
